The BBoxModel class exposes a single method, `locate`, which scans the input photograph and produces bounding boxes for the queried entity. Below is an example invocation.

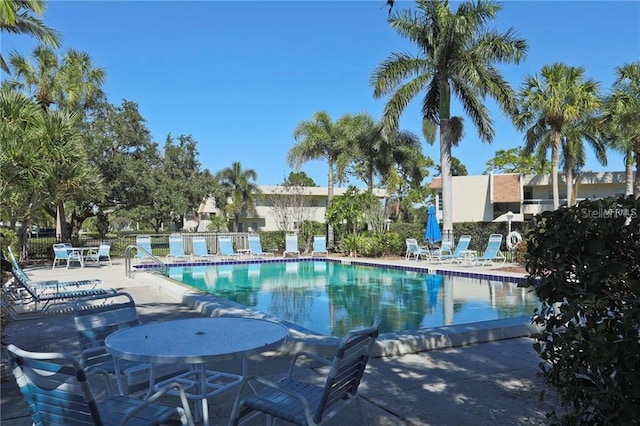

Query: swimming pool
[165,260,538,337]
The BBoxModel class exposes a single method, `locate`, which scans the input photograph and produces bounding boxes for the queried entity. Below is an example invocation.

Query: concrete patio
[1,258,562,425]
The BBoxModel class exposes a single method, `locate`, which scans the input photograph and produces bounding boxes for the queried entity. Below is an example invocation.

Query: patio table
[105,317,288,426]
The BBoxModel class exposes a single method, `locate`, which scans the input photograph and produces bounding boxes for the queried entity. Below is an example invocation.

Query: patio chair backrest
[52,243,71,260]
[406,238,419,253]
[7,344,105,425]
[481,234,503,257]
[285,234,298,253]
[313,235,327,252]
[218,236,236,255]
[136,235,153,258]
[451,235,471,257]
[192,237,209,256]
[97,244,111,257]
[169,235,186,256]
[314,320,380,423]
[247,235,263,254]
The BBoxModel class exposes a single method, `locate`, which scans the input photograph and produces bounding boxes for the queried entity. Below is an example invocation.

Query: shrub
[524,196,640,424]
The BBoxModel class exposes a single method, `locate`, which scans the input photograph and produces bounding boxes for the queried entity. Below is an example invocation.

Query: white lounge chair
[405,238,430,261]
[84,243,112,266]
[52,243,83,269]
[283,234,300,258]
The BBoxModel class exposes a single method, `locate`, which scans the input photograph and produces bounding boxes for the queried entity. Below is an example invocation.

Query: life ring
[506,231,522,251]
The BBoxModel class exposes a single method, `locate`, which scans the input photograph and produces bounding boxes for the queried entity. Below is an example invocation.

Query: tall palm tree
[288,111,353,248]
[216,161,260,232]
[371,0,526,238]
[515,63,601,209]
[602,62,640,197]
[0,0,60,74]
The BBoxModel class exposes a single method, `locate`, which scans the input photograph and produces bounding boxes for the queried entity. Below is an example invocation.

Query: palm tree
[602,62,640,197]
[288,111,353,248]
[215,161,260,232]
[515,63,601,209]
[371,0,526,238]
[0,0,60,74]
[8,45,105,237]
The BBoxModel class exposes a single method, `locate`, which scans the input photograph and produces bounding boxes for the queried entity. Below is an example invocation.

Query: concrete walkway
[1,259,562,425]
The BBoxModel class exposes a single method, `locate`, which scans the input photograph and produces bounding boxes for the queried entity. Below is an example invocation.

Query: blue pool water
[166,261,538,337]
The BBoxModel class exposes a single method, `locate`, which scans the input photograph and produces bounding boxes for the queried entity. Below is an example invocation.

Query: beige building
[429,172,630,224]
[191,185,387,232]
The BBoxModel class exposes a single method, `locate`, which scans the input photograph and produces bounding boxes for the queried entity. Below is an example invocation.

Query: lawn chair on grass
[7,343,194,426]
[229,320,380,426]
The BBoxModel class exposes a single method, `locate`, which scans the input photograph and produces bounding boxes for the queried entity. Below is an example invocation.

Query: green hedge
[524,196,640,424]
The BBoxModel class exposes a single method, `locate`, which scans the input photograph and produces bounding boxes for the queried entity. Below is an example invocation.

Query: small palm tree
[371,0,527,238]
[216,161,260,232]
[0,0,60,74]
[515,63,601,209]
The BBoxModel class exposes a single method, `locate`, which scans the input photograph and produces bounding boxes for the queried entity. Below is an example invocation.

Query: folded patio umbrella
[424,205,442,246]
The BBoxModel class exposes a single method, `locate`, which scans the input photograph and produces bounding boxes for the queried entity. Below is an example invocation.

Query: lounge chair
[84,243,112,266]
[218,236,244,260]
[283,234,300,258]
[311,235,328,257]
[192,236,217,261]
[248,234,274,257]
[2,247,113,319]
[433,235,472,264]
[229,320,380,426]
[473,234,507,267]
[405,238,430,261]
[166,234,191,263]
[134,235,154,264]
[73,292,190,397]
[7,343,194,426]
[52,243,83,269]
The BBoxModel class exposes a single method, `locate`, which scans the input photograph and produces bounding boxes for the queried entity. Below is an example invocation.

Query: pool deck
[1,256,563,425]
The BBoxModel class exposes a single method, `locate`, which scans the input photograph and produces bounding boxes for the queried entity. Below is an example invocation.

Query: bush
[524,196,640,424]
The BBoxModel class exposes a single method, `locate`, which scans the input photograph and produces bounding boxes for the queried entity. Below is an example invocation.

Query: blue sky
[2,1,639,187]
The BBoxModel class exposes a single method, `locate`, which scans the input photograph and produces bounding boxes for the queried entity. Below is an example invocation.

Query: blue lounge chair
[433,235,472,264]
[218,236,243,260]
[248,234,274,257]
[474,234,507,267]
[167,234,191,262]
[311,235,328,257]
[192,236,217,261]
[84,243,112,266]
[283,234,300,258]
[134,235,154,264]
[7,344,194,425]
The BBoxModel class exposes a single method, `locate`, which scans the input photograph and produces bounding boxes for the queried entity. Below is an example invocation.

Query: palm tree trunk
[551,129,561,209]
[327,161,335,249]
[634,144,640,199]
[565,168,573,207]
[440,120,453,240]
[624,149,633,196]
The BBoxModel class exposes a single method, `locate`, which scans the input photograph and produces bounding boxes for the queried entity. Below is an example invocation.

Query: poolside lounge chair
[433,235,472,264]
[2,247,112,320]
[248,234,274,257]
[283,234,300,258]
[218,236,244,260]
[7,343,194,426]
[73,292,190,397]
[405,238,430,261]
[52,243,83,269]
[311,235,328,257]
[84,243,112,266]
[473,234,507,267]
[192,236,217,261]
[229,320,380,426]
[167,234,191,263]
[134,235,154,264]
